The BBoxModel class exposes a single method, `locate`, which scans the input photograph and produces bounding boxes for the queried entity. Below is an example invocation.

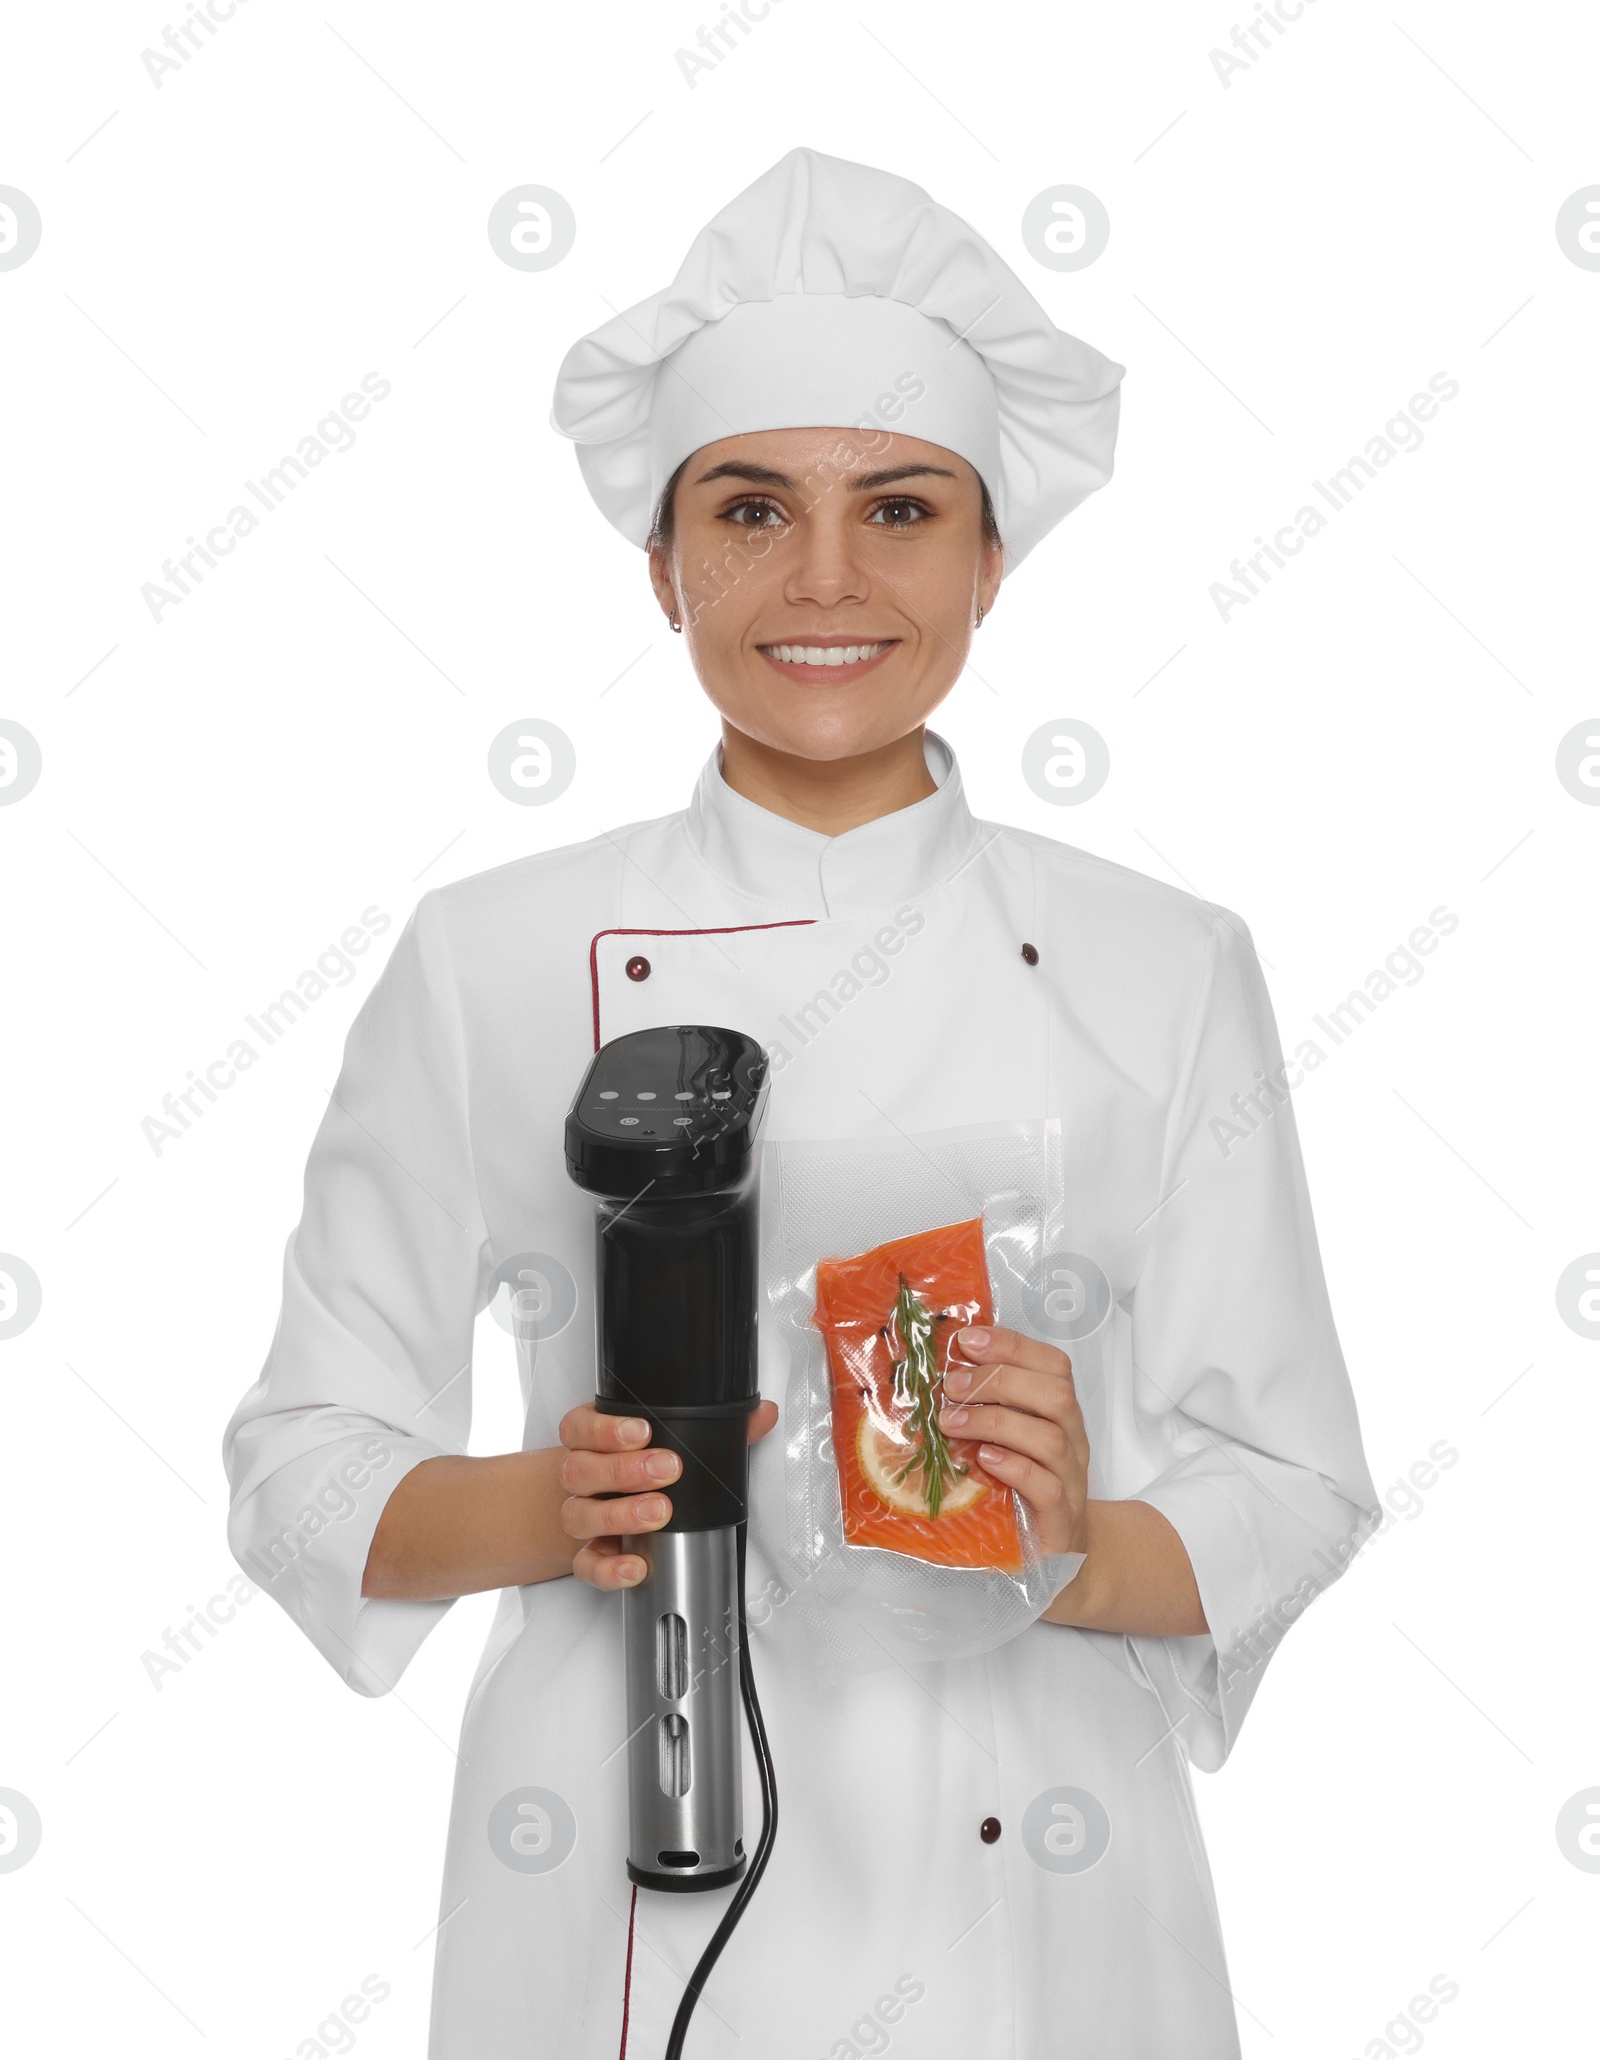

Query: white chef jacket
[224,729,1380,2060]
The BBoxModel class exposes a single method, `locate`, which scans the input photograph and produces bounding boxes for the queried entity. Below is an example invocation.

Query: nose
[782,500,870,612]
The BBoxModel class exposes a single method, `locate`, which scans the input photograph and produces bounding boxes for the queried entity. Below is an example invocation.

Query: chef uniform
[224,150,1380,2059]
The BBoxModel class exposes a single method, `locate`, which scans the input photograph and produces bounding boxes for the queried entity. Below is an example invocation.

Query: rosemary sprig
[885,1271,968,1519]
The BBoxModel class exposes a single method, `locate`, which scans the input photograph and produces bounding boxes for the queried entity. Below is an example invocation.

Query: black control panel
[564,1025,770,1200]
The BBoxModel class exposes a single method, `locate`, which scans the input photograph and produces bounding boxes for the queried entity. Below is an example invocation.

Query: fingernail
[942,1405,969,1428]
[637,1496,668,1521]
[978,1444,1005,1464]
[646,1452,678,1480]
[945,1366,971,1395]
[959,1326,990,1350]
[619,1560,644,1584]
[620,1419,649,1444]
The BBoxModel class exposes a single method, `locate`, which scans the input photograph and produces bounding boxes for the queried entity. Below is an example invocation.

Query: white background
[2,1,1597,2054]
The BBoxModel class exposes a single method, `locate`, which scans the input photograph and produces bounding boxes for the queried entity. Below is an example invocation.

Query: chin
[718,683,945,764]
[735,711,909,764]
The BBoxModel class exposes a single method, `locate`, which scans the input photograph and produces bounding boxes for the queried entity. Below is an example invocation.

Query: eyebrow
[692,460,958,492]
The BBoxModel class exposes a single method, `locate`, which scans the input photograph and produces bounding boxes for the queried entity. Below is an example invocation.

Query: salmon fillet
[813,1216,1024,1573]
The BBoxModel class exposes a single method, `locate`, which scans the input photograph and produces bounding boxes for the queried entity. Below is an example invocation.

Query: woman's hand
[937,1325,1090,1557]
[558,1400,781,1591]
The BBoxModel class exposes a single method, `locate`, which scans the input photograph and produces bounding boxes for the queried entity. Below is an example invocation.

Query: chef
[224,148,1381,2059]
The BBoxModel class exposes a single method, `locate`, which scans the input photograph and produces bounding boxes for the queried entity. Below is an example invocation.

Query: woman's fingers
[560,1398,782,1588]
[573,1538,650,1590]
[558,1440,681,1497]
[557,1399,779,1499]
[954,1324,1070,1379]
[556,1403,678,1500]
[560,1398,781,1588]
[961,1438,1070,1519]
[556,1408,677,1550]
[942,1367,1088,1467]
[939,1396,1070,1476]
[561,1484,674,1542]
[941,1325,1091,1555]
[558,1401,655,1454]
[946,1329,1089,1468]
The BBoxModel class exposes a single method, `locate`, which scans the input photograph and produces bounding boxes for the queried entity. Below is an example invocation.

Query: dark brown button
[1020,943,1039,967]
[980,1816,1001,1844]
[625,955,651,982]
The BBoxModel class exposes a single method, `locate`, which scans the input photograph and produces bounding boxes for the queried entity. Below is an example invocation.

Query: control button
[599,1090,619,1100]
[636,1091,656,1101]
[712,1090,731,1101]
[620,1117,640,1126]
[673,1117,692,1126]
[980,1817,1002,1844]
[674,1092,694,1101]
[1021,943,1039,966]
[625,955,651,981]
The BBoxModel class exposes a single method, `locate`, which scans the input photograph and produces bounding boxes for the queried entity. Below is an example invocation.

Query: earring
[669,610,682,633]
[974,603,985,627]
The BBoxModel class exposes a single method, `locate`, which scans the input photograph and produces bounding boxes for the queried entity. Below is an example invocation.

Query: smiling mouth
[756,639,898,678]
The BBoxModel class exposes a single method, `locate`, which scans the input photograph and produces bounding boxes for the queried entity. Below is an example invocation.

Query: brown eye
[724,498,785,529]
[868,498,931,529]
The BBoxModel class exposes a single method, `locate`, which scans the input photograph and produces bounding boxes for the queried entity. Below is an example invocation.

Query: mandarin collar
[682,728,983,920]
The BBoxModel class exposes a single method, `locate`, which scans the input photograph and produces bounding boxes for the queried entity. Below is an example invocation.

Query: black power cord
[663,1521,778,2059]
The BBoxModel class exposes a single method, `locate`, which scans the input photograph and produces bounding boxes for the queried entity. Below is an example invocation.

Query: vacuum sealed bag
[817,1215,1023,1572]
[764,1118,1087,1681]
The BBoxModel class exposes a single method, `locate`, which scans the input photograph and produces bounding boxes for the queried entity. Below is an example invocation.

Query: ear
[977,539,1004,621]
[647,541,678,623]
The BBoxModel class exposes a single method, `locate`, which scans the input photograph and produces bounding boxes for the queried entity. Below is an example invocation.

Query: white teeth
[765,641,888,666]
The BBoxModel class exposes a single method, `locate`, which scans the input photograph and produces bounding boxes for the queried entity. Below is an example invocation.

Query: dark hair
[648,452,1004,555]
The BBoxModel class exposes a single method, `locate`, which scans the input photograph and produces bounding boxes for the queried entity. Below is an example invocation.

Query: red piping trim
[589,921,816,1051]
[618,1881,638,2058]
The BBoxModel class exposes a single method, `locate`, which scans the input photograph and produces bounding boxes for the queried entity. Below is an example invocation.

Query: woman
[224,149,1379,2058]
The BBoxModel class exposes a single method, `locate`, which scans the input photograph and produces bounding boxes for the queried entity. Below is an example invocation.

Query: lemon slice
[857,1414,988,1519]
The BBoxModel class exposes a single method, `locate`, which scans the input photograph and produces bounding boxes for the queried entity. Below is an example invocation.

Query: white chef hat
[549,147,1124,570]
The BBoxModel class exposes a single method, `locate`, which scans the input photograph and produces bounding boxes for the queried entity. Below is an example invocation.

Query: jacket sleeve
[222,890,492,1696]
[1126,907,1380,1770]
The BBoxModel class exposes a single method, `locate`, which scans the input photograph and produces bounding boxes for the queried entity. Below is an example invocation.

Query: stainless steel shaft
[620,1525,745,1892]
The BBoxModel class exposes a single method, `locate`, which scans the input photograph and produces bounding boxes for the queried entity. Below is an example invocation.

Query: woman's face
[648,426,1002,763]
